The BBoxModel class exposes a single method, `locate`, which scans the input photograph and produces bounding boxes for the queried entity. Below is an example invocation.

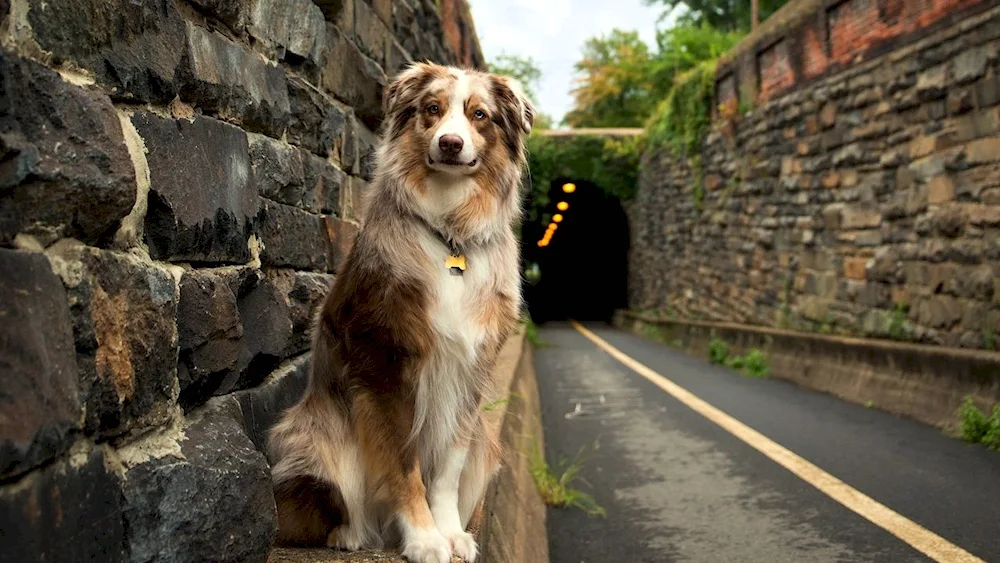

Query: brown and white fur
[266,63,534,563]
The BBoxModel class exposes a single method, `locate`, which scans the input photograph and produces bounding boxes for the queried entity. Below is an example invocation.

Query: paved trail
[536,322,1000,563]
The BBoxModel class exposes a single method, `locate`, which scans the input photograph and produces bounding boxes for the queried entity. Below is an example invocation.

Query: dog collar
[415,216,467,276]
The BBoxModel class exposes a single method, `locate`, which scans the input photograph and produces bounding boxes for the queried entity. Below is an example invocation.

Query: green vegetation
[888,302,910,341]
[564,30,658,128]
[645,0,790,32]
[524,134,644,221]
[528,442,606,516]
[708,337,729,365]
[957,397,1000,451]
[737,349,769,378]
[984,329,997,351]
[646,59,717,154]
[708,337,769,377]
[520,312,549,348]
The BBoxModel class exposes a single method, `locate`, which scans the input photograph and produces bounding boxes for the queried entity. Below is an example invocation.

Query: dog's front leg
[396,456,453,563]
[429,441,478,562]
[356,394,452,563]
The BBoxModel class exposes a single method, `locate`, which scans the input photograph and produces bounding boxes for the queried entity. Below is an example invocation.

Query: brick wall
[0,1,475,561]
[630,4,1000,352]
[717,0,994,109]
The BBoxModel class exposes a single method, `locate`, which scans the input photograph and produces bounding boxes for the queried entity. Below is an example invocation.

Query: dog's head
[380,63,535,178]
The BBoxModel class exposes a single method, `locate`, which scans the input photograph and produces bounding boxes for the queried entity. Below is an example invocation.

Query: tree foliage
[645,0,790,32]
[650,23,742,91]
[564,30,657,128]
[525,134,645,221]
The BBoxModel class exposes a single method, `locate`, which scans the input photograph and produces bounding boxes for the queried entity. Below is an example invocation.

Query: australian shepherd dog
[267,62,534,563]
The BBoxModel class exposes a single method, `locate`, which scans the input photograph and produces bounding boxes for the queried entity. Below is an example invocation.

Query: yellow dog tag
[445,254,466,276]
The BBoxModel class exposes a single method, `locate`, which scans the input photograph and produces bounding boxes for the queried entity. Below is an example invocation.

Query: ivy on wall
[524,134,645,221]
[645,59,717,154]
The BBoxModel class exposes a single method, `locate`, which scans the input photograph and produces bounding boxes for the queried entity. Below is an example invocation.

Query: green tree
[564,29,656,128]
[645,0,789,32]
[650,23,743,91]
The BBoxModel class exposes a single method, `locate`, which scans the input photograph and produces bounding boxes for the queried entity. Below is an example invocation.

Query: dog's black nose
[439,134,464,155]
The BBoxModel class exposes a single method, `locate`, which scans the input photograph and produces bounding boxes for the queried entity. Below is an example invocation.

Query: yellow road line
[570,321,984,563]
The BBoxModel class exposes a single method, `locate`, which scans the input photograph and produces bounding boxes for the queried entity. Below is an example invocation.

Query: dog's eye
[427,104,440,115]
[473,109,486,120]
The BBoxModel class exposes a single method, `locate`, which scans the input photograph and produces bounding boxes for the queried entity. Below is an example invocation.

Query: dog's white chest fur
[418,231,489,362]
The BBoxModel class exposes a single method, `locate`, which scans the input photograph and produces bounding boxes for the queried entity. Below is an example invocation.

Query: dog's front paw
[402,528,452,563]
[446,530,478,562]
[327,525,366,551]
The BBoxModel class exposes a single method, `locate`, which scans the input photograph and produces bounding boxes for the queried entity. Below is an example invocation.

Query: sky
[468,0,672,127]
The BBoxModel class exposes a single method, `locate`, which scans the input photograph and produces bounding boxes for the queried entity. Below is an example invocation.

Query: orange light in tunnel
[552,214,563,223]
[537,240,547,247]
[557,201,569,211]
[548,223,558,230]
[562,182,576,193]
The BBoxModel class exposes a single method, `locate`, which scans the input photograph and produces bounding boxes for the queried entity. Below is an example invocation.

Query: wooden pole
[751,0,760,31]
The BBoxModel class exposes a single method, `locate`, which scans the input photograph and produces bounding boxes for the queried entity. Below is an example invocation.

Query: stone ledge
[617,311,1000,431]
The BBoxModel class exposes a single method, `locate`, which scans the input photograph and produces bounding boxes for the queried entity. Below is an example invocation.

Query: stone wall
[0,1,481,561]
[630,2,1000,351]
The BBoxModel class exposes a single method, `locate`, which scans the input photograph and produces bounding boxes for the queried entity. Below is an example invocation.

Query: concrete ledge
[616,311,1000,431]
[266,327,548,562]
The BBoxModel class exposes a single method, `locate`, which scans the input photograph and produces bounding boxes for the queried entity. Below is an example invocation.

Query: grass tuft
[708,337,729,365]
[520,312,550,348]
[740,348,769,378]
[528,443,605,517]
[958,396,990,444]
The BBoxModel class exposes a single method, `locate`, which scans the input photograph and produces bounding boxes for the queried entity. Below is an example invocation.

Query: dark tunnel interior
[521,177,630,324]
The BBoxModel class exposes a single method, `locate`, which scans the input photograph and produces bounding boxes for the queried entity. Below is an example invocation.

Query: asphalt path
[535,322,1000,563]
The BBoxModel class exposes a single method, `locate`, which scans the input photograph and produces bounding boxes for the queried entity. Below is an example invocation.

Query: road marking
[570,321,984,563]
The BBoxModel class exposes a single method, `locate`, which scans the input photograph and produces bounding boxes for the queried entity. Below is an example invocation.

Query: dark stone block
[250,135,345,215]
[177,270,242,409]
[179,23,291,138]
[123,401,276,563]
[233,356,310,455]
[322,24,386,129]
[386,38,412,77]
[257,199,331,271]
[315,0,354,35]
[0,448,126,562]
[189,0,252,33]
[27,0,185,103]
[249,0,326,77]
[47,243,178,438]
[284,272,333,356]
[133,112,258,264]
[0,250,80,480]
[286,77,349,160]
[0,52,135,246]
[354,0,388,66]
[226,274,293,393]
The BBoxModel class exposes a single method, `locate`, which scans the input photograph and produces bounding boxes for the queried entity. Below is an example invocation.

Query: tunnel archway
[522,177,630,324]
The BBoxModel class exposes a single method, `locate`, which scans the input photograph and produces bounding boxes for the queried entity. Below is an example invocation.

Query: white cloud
[470,0,664,127]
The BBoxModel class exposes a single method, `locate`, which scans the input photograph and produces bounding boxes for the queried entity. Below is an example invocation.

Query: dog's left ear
[491,75,536,150]
[504,77,535,135]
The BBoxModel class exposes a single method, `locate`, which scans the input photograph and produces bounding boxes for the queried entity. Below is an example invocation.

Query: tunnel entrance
[521,177,630,324]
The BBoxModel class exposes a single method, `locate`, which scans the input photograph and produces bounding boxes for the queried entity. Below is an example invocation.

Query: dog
[267,62,534,563]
